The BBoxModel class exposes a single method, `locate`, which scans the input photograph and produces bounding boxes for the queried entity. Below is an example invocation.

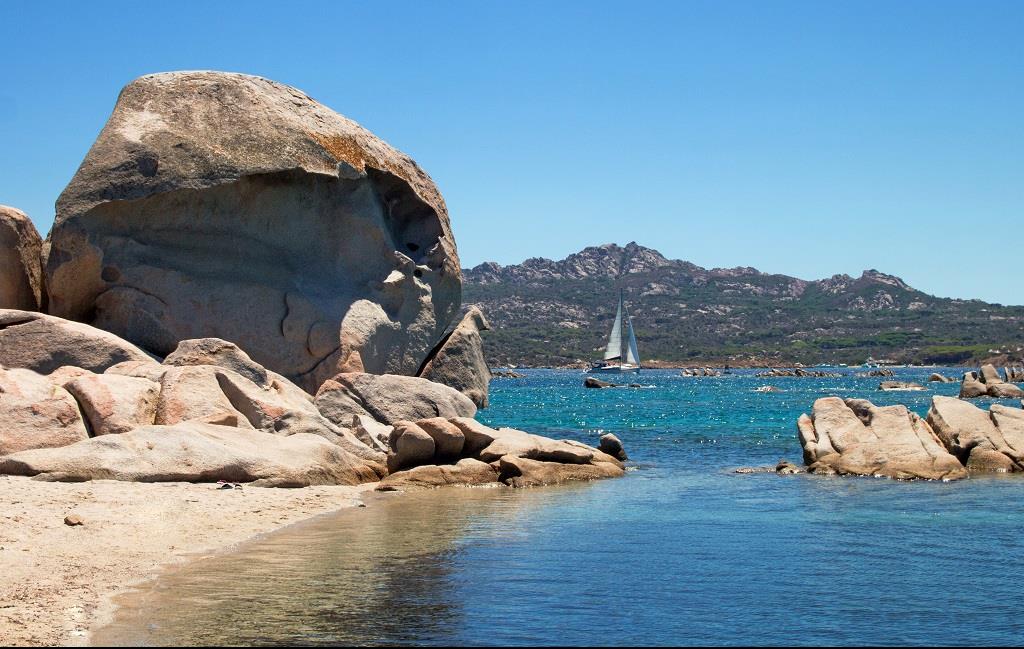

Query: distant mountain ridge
[462,242,1024,367]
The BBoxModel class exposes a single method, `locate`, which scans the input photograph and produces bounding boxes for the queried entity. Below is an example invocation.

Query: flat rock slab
[315,373,476,426]
[498,454,625,488]
[376,458,499,491]
[797,396,967,480]
[0,422,380,487]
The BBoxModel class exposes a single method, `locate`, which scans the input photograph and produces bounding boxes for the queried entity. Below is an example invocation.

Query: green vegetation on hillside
[463,244,1024,367]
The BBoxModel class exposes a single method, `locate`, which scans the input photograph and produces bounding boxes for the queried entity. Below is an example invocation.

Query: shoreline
[0,476,377,647]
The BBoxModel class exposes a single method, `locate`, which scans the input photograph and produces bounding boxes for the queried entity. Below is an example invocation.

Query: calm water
[95,368,1024,646]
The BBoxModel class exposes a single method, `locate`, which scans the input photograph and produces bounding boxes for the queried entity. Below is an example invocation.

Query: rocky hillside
[463,243,1024,367]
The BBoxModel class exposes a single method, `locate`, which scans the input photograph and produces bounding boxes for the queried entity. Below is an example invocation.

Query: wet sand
[0,476,375,647]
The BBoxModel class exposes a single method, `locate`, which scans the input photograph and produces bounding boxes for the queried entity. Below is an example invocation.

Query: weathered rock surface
[45,71,461,393]
[0,422,380,486]
[1005,367,1024,383]
[928,373,955,383]
[350,414,392,453]
[418,306,491,408]
[926,396,1024,472]
[63,373,159,436]
[155,365,253,428]
[376,458,498,491]
[0,310,154,374]
[315,373,476,426]
[498,454,624,487]
[164,338,269,388]
[0,368,90,455]
[471,426,593,464]
[0,206,44,311]
[960,366,1024,399]
[797,397,966,480]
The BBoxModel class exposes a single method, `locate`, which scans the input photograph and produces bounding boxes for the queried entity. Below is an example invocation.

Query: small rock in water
[878,381,926,391]
[584,377,617,389]
[63,513,84,527]
[598,433,628,461]
[775,460,803,475]
[734,466,774,474]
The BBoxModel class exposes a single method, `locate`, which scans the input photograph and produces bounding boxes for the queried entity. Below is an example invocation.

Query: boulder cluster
[680,367,721,377]
[959,364,1024,399]
[856,368,895,378]
[756,368,843,378]
[878,381,925,391]
[797,395,1024,480]
[0,71,625,491]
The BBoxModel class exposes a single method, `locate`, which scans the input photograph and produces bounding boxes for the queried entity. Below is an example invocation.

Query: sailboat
[588,290,641,374]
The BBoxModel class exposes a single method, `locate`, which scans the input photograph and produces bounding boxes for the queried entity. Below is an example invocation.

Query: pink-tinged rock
[0,368,89,455]
[0,422,381,486]
[63,373,159,436]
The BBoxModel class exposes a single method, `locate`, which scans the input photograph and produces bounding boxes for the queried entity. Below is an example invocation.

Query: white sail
[625,315,640,366]
[603,294,624,360]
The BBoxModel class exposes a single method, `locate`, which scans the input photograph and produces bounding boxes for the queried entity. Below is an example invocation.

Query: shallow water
[94,369,1024,646]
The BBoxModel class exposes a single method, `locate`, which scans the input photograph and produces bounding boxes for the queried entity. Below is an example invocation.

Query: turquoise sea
[95,369,1024,646]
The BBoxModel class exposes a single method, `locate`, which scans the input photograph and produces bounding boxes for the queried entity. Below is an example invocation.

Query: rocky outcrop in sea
[959,364,1024,399]
[797,395,1024,480]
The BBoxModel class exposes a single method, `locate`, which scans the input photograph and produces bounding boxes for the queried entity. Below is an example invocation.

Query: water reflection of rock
[94,486,583,645]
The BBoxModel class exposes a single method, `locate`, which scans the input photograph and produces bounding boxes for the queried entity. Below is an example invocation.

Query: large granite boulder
[0,368,90,455]
[797,397,967,480]
[0,422,380,486]
[926,396,1024,472]
[315,372,476,426]
[0,206,43,311]
[45,71,461,393]
[418,306,492,408]
[0,310,154,374]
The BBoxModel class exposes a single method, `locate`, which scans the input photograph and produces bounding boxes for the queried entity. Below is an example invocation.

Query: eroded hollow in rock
[46,168,459,392]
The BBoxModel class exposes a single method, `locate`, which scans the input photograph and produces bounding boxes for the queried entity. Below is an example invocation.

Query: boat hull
[587,365,641,375]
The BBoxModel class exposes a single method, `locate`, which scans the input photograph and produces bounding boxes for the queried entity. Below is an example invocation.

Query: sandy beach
[0,476,376,647]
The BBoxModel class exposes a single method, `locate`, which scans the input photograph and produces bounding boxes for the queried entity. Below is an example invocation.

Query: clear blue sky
[2,1,1021,304]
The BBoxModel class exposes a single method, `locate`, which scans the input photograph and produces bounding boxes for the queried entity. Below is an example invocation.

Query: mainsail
[625,315,640,366]
[603,293,624,360]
